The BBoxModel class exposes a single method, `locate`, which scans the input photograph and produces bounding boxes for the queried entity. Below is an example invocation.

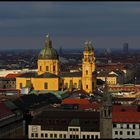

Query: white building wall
[112,123,140,139]
[28,125,100,139]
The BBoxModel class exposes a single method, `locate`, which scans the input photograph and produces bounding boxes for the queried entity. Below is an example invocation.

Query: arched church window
[53,66,55,72]
[46,66,49,71]
[104,110,107,117]
[44,83,48,89]
[86,70,88,75]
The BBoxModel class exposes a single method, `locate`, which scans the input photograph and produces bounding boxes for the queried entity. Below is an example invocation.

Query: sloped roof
[97,73,118,77]
[0,102,14,119]
[4,100,18,110]
[62,98,90,105]
[112,112,140,123]
[112,105,137,112]
[17,72,59,78]
[112,105,140,123]
[38,72,60,78]
[5,73,23,78]
[16,72,37,78]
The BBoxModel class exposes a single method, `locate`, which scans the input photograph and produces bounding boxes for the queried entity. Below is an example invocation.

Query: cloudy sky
[0,2,140,50]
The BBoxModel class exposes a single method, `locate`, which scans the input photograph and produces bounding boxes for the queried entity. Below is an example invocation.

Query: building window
[127,124,129,129]
[87,135,90,139]
[45,134,48,138]
[120,124,123,129]
[104,110,107,117]
[132,131,135,135]
[50,134,53,138]
[41,133,44,137]
[95,135,98,139]
[70,80,72,89]
[70,135,72,139]
[113,124,117,128]
[35,133,38,137]
[65,83,68,88]
[91,135,94,139]
[31,133,34,137]
[127,131,130,135]
[133,124,135,129]
[86,84,88,89]
[76,135,79,139]
[115,131,118,135]
[46,66,49,71]
[74,83,77,88]
[53,66,55,72]
[64,134,66,138]
[19,83,22,88]
[120,131,123,135]
[59,134,62,138]
[83,135,85,139]
[78,80,82,89]
[86,70,88,75]
[44,83,48,89]
[70,128,72,131]
[54,134,57,138]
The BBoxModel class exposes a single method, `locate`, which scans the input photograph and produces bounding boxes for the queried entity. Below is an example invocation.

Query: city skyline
[0,2,140,49]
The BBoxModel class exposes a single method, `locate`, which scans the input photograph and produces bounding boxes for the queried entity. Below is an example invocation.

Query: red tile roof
[0,102,14,119]
[5,73,23,78]
[112,105,140,123]
[62,98,99,110]
[112,112,140,123]
[62,98,90,105]
[112,105,137,112]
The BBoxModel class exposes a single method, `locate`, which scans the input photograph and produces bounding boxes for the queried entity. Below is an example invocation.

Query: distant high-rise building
[104,48,111,56]
[59,47,63,56]
[123,43,128,54]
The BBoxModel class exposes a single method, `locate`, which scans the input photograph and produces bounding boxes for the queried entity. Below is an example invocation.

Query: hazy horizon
[0,2,140,50]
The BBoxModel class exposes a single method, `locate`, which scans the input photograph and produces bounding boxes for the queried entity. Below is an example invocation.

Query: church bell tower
[100,79,112,139]
[82,41,96,93]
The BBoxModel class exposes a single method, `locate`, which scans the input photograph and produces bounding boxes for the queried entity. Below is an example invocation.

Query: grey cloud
[0,2,139,49]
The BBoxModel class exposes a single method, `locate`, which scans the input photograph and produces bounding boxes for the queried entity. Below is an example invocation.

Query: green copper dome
[84,41,94,52]
[38,35,59,60]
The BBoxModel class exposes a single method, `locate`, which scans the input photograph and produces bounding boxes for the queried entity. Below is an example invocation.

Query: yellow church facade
[16,35,96,94]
